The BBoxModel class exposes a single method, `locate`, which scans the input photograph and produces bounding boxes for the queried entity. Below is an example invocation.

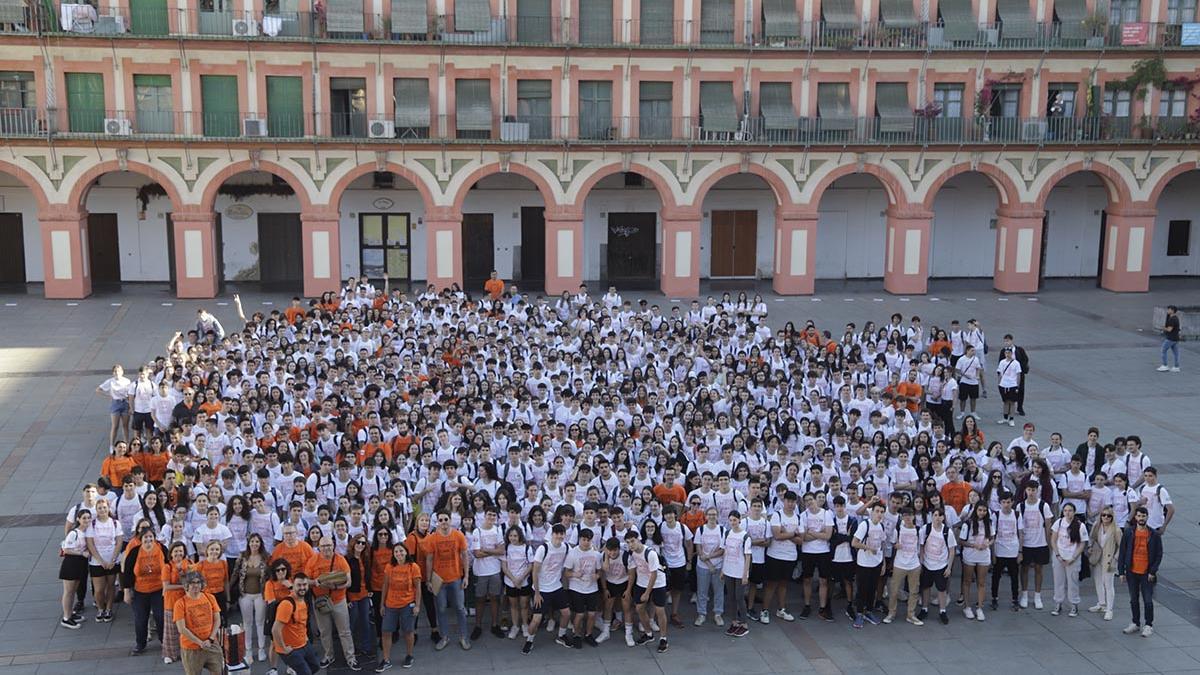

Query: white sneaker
[1088,604,1103,613]
[1171,367,1181,372]
[714,615,724,627]
[1019,593,1028,609]
[546,619,556,633]
[1009,419,1016,427]
[776,609,795,622]
[760,610,770,624]
[975,608,985,622]
[1142,625,1154,637]
[996,418,1007,425]
[1050,604,1061,616]
[507,625,519,639]
[1104,610,1113,621]
[1034,593,1044,610]
[964,606,975,620]
[625,631,635,647]
[650,619,660,632]
[1157,365,1171,371]
[1123,623,1141,634]
[596,628,610,644]
[956,413,965,420]
[694,615,706,627]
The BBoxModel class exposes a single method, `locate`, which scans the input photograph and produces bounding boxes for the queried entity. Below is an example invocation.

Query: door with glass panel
[359,213,411,282]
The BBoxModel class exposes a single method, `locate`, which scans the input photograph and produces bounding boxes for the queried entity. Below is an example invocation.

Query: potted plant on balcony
[914,101,942,140]
[1082,10,1107,46]
[974,83,994,141]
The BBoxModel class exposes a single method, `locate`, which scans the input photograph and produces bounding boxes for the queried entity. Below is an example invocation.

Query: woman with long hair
[85,498,123,623]
[1049,502,1089,617]
[263,559,293,673]
[233,532,270,663]
[958,502,994,621]
[126,529,168,655]
[58,508,92,629]
[346,533,375,662]
[1088,505,1122,621]
[369,527,396,644]
[161,541,191,664]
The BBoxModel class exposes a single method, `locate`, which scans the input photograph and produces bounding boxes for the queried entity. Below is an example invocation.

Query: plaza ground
[0,278,1198,674]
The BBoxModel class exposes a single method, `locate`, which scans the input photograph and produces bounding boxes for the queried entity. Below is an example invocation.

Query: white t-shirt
[85,517,124,564]
[996,359,1022,388]
[799,508,834,554]
[191,522,233,551]
[1141,484,1172,530]
[831,515,855,563]
[503,543,531,588]
[958,519,993,566]
[920,524,956,570]
[564,546,603,594]
[658,521,692,569]
[1051,518,1088,560]
[721,530,752,579]
[766,510,799,561]
[853,519,885,568]
[744,515,769,564]
[602,551,628,584]
[99,376,132,401]
[631,547,667,589]
[956,355,983,385]
[694,524,726,570]
[891,523,921,571]
[993,509,1021,558]
[1018,500,1053,547]
[532,541,569,593]
[469,525,504,576]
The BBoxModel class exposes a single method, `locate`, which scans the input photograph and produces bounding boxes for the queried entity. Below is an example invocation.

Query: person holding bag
[304,536,358,671]
[1087,506,1122,621]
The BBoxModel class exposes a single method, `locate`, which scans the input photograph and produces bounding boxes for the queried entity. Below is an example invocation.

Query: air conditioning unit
[104,117,132,136]
[368,119,395,138]
[242,117,268,137]
[1021,119,1048,141]
[233,17,259,36]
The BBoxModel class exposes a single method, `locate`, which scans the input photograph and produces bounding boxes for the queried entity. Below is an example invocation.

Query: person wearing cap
[174,571,223,675]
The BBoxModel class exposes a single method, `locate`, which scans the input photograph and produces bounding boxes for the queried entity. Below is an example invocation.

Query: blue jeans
[348,597,373,656]
[131,590,163,650]
[435,579,468,639]
[1127,573,1155,626]
[281,643,321,675]
[1162,339,1180,367]
[696,564,724,616]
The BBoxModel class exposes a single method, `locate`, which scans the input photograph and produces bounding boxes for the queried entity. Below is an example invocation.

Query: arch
[1146,160,1200,206]
[326,162,438,213]
[571,162,680,214]
[447,162,561,213]
[199,160,314,213]
[689,162,793,209]
[0,158,52,210]
[66,159,186,212]
[806,162,910,209]
[1033,161,1133,211]
[921,162,1021,209]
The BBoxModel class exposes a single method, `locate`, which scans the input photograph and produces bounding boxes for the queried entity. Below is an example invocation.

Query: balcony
[15,108,1199,146]
[5,4,1197,51]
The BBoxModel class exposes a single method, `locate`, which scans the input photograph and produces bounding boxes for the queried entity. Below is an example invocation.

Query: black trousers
[1128,573,1155,626]
[991,557,1019,600]
[855,564,881,613]
[1016,373,1027,411]
[132,590,164,650]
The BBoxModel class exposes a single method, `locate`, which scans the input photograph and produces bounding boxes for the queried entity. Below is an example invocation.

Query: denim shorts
[382,605,416,634]
[110,399,130,415]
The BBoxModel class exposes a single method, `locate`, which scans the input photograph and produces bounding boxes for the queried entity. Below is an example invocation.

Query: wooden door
[87,213,121,283]
[0,214,26,283]
[606,212,657,285]
[257,213,303,287]
[520,206,545,283]
[462,213,495,291]
[214,213,226,293]
[166,213,177,289]
[710,210,757,277]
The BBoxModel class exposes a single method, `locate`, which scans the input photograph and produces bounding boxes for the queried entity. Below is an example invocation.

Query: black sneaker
[491,625,506,639]
[584,635,598,647]
[844,606,855,620]
[990,598,999,611]
[73,600,84,613]
[955,595,965,606]
[799,605,811,620]
[939,611,949,625]
[573,636,583,649]
[917,607,928,621]
[522,639,534,654]
[348,660,362,672]
[1011,600,1021,612]
[60,617,81,630]
[401,655,414,669]
[555,634,572,648]
[374,660,393,673]
[657,638,669,653]
[470,626,482,641]
[130,646,146,656]
[635,632,653,646]
[820,608,834,622]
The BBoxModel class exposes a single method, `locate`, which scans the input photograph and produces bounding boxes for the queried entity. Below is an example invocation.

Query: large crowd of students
[61,278,1173,674]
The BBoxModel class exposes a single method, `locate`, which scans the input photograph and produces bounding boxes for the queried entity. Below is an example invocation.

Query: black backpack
[264,595,319,642]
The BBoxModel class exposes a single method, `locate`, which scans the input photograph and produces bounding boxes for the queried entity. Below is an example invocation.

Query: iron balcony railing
[5,4,1197,50]
[13,108,1199,145]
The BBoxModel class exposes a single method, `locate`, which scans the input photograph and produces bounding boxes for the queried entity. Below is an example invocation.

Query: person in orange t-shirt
[306,537,358,670]
[940,466,973,514]
[174,571,223,675]
[284,297,306,325]
[896,371,923,413]
[101,441,137,489]
[128,530,167,655]
[651,468,687,506]
[425,512,470,645]
[273,574,321,674]
[270,525,316,577]
[196,540,230,616]
[380,543,422,668]
[484,271,505,299]
[161,542,192,664]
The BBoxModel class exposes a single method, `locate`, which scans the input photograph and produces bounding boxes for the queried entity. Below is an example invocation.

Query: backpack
[1018,498,1049,527]
[1153,485,1169,519]
[921,522,952,551]
[264,595,319,642]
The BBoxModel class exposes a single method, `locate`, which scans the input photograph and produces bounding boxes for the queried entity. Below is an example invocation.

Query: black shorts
[632,584,667,608]
[532,588,569,613]
[1021,546,1050,566]
[999,386,1019,402]
[830,561,855,584]
[666,565,688,591]
[89,564,118,578]
[920,567,948,592]
[60,554,89,581]
[959,383,979,400]
[748,562,767,585]
[799,552,832,579]
[505,583,532,598]
[605,581,628,599]
[132,412,154,432]
[764,556,796,582]
[569,590,601,613]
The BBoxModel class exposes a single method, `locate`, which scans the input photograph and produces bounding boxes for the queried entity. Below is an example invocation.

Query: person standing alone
[1157,305,1181,372]
[1119,507,1162,637]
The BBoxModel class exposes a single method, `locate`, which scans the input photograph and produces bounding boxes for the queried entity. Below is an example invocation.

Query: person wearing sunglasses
[1088,506,1122,621]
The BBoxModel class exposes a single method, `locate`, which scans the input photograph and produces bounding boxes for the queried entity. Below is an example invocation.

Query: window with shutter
[639,0,674,43]
[65,72,105,133]
[578,80,613,140]
[266,75,304,137]
[200,74,239,138]
[875,82,912,134]
[455,78,492,138]
[639,81,673,139]
[817,82,854,131]
[0,71,37,136]
[516,0,551,42]
[759,82,795,132]
[699,81,737,134]
[579,0,613,43]
[997,0,1037,40]
[391,0,428,36]
[517,79,552,139]
[133,74,173,134]
[700,0,734,43]
[762,0,800,40]
[938,0,978,41]
[325,0,364,35]
[879,0,917,27]
[1053,0,1088,37]
[393,78,430,137]
[455,0,492,31]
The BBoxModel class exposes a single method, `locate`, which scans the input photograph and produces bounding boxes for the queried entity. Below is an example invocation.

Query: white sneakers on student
[1033,593,1044,610]
[1123,623,1141,634]
[1157,365,1171,371]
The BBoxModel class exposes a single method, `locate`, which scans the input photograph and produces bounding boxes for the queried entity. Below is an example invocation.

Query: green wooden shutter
[455,0,491,30]
[639,0,673,43]
[266,76,303,137]
[129,0,169,35]
[579,0,613,43]
[516,0,551,41]
[393,78,430,129]
[939,0,978,41]
[391,0,427,33]
[200,75,239,137]
[639,81,672,139]
[66,72,104,133]
[133,74,173,134]
[760,82,795,130]
[700,0,734,43]
[455,78,492,131]
[817,82,854,131]
[699,81,737,132]
[879,0,917,26]
[875,82,912,133]
[578,80,612,139]
[997,0,1037,39]
[762,0,800,39]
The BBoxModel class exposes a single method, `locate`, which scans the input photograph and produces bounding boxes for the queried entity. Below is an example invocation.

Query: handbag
[314,556,336,614]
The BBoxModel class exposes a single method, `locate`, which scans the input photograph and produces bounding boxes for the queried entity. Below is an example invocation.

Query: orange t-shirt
[264,578,290,603]
[681,510,706,532]
[134,452,169,484]
[940,481,973,514]
[360,442,392,464]
[424,529,467,583]
[370,547,393,592]
[1130,528,1150,575]
[384,561,422,609]
[174,592,220,650]
[285,307,306,325]
[273,595,309,653]
[305,553,352,604]
[405,532,429,578]
[270,540,315,576]
[652,483,687,506]
[484,278,504,299]
[197,559,228,596]
[391,435,415,460]
[162,560,193,609]
[896,381,922,412]
[102,455,137,487]
[134,544,166,593]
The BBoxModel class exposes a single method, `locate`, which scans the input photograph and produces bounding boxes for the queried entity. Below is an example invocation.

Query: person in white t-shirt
[624,529,669,654]
[797,494,834,621]
[959,502,994,621]
[990,492,1021,611]
[995,348,1023,427]
[563,529,603,648]
[1049,502,1088,616]
[1138,467,1174,533]
[883,507,922,625]
[742,498,771,621]
[720,511,752,637]
[851,501,886,628]
[469,508,506,640]
[955,345,985,419]
[85,498,124,623]
[523,524,571,654]
[917,507,957,625]
[1018,481,1054,609]
[693,508,726,626]
[97,364,132,448]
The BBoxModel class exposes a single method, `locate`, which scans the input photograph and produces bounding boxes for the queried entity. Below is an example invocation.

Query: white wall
[1042,172,1107,278]
[582,174,665,280]
[1151,170,1200,277]
[929,172,1000,277]
[815,175,888,279]
[85,173,173,282]
[700,176,777,278]
[0,174,43,282]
